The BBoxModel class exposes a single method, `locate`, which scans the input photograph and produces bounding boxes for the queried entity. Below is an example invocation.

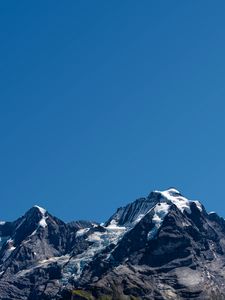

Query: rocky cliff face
[0,189,225,299]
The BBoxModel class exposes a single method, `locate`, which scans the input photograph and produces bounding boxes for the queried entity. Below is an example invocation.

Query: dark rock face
[105,192,161,227]
[1,189,225,299]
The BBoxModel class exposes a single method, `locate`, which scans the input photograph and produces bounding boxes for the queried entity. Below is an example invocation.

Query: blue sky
[1,1,225,222]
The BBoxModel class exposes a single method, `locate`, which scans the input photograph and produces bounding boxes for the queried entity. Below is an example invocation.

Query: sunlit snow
[2,239,16,262]
[147,202,170,240]
[154,188,202,213]
[62,220,127,282]
[34,205,48,228]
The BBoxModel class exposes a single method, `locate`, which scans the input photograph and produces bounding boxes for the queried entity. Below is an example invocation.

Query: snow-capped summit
[0,188,225,300]
[33,205,48,228]
[153,188,202,213]
[33,205,46,215]
[106,187,202,228]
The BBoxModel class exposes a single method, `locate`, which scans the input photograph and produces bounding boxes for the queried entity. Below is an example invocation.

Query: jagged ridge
[0,189,225,300]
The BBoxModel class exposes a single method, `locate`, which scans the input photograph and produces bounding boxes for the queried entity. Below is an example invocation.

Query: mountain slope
[1,189,225,299]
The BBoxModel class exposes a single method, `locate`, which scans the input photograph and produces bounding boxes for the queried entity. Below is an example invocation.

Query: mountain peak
[0,188,225,299]
[153,187,182,196]
[12,205,49,238]
[153,188,202,213]
[33,205,46,215]
[31,205,48,228]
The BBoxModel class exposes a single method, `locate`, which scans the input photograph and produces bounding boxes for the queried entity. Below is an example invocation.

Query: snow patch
[39,217,47,228]
[147,202,170,240]
[154,188,202,214]
[2,239,16,261]
[133,214,145,224]
[34,205,48,228]
[0,221,5,225]
[62,222,127,282]
[34,205,46,215]
[16,255,70,278]
[76,228,90,237]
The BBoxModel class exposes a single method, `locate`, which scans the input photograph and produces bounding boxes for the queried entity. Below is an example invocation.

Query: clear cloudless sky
[1,1,225,222]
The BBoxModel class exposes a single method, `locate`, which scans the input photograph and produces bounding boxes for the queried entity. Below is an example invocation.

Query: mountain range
[0,188,225,300]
